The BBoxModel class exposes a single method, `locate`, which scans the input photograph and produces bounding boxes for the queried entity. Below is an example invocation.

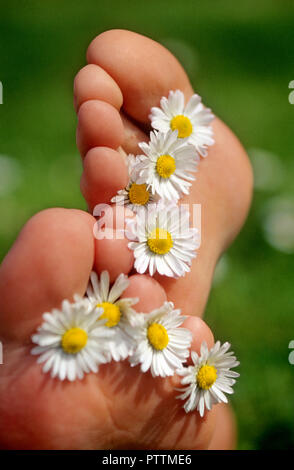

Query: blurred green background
[1,0,294,450]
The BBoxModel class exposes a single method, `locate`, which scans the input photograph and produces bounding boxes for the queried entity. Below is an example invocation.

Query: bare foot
[0,29,252,450]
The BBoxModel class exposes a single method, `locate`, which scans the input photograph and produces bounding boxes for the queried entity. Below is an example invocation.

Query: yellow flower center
[147,228,173,255]
[128,183,150,205]
[61,328,88,354]
[97,302,121,328]
[147,323,169,350]
[196,365,217,390]
[170,115,193,138]
[156,154,176,178]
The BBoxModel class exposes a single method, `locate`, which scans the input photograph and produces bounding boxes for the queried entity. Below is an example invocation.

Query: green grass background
[0,0,294,449]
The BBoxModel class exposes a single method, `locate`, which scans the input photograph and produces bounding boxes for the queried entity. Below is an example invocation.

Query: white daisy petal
[198,394,205,417]
[87,271,101,302]
[184,94,201,115]
[108,273,129,303]
[100,271,110,302]
[42,353,56,373]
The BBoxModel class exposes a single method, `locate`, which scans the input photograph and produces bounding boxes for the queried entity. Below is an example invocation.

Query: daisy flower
[150,89,214,157]
[87,270,138,361]
[136,130,198,201]
[31,299,113,381]
[176,341,240,416]
[128,302,192,377]
[111,154,159,213]
[127,205,199,278]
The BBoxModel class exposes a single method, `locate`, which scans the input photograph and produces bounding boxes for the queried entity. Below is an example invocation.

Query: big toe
[87,29,194,123]
[0,208,95,341]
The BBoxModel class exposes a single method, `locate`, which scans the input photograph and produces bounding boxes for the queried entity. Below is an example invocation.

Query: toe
[81,146,128,211]
[94,238,134,283]
[87,29,194,123]
[0,208,95,341]
[121,274,167,312]
[183,316,214,354]
[76,99,124,156]
[120,112,149,155]
[93,205,134,283]
[74,59,148,156]
[74,63,123,112]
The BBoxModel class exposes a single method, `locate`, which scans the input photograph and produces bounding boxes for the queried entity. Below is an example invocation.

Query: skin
[0,29,252,449]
